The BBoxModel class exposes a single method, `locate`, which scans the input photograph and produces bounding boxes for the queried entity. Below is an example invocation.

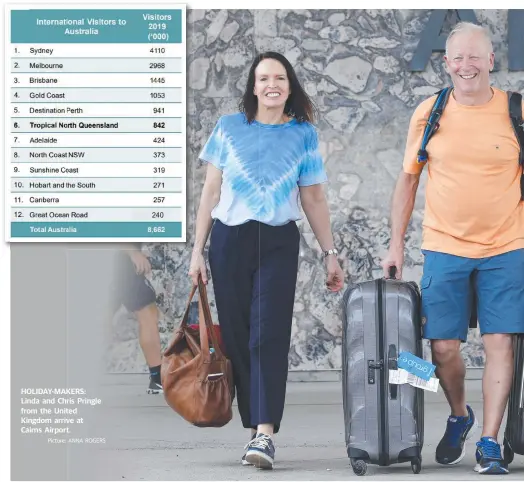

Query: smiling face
[253,58,290,111]
[444,30,494,98]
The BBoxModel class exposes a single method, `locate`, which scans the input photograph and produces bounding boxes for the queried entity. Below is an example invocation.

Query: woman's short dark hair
[239,51,317,124]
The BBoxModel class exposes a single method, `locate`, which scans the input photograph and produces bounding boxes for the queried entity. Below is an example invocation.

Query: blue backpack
[417,87,524,200]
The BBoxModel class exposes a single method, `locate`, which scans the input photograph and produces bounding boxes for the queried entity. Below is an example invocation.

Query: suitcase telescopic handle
[388,266,397,280]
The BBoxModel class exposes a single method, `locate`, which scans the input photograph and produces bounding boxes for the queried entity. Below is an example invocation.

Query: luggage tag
[389,351,439,392]
[388,368,409,384]
[397,351,436,381]
[388,367,440,392]
[408,373,439,392]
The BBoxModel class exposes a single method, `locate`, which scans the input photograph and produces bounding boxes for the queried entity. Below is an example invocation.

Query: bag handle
[174,276,225,360]
[196,276,226,361]
[179,283,199,328]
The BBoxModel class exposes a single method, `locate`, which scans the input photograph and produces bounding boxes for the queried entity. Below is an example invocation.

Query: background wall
[107,9,523,376]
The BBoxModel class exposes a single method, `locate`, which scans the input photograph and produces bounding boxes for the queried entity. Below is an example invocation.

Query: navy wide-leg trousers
[208,219,300,434]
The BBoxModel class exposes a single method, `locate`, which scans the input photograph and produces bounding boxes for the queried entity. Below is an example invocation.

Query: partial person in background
[113,246,163,394]
[382,22,524,475]
[188,51,344,470]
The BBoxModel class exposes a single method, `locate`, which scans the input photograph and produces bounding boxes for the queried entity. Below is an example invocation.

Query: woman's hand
[325,255,344,292]
[188,251,208,286]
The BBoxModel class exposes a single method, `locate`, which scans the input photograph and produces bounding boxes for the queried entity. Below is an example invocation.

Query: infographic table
[4,4,186,241]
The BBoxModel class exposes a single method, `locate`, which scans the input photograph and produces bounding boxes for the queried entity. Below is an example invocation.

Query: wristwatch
[323,248,339,258]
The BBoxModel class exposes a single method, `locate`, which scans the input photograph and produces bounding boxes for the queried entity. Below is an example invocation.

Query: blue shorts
[420,248,524,341]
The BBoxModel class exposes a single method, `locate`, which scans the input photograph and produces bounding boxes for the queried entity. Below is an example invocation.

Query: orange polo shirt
[403,87,524,258]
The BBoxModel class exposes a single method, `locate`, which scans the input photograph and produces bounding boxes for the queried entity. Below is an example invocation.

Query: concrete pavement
[92,375,524,480]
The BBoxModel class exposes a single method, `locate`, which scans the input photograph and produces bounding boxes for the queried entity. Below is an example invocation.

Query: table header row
[11,9,183,43]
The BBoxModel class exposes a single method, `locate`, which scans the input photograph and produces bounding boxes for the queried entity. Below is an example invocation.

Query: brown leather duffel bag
[161,277,235,427]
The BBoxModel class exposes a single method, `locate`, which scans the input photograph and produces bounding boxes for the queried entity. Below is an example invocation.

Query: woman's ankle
[256,423,274,437]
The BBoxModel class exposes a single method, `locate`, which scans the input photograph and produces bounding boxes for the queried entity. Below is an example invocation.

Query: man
[112,245,164,394]
[382,22,524,475]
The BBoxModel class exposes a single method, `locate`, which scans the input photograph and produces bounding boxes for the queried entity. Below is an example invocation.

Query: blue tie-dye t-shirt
[198,112,328,226]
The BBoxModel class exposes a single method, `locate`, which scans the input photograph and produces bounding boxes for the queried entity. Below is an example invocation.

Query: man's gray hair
[445,21,493,56]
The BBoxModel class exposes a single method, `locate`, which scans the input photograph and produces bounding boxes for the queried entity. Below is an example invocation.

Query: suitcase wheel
[411,457,422,474]
[503,438,514,465]
[350,459,367,476]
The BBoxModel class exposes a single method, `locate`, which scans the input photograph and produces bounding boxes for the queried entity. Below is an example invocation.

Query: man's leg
[117,251,163,393]
[420,250,478,465]
[481,334,514,439]
[135,302,162,367]
[431,339,467,417]
[131,277,162,394]
[133,286,163,394]
[473,248,524,475]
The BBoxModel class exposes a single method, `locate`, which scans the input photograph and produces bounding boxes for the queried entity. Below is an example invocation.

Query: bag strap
[507,91,524,200]
[417,87,452,164]
[178,277,226,361]
[179,283,198,328]
[196,277,226,361]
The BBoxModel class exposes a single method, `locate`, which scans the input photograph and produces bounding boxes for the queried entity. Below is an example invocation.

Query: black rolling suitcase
[503,334,524,465]
[342,271,424,476]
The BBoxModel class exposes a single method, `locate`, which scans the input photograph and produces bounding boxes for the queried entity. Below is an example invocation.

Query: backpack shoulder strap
[417,87,452,164]
[507,91,524,199]
[508,91,524,164]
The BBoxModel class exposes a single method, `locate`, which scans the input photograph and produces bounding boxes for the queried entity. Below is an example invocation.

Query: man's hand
[381,245,404,280]
[325,255,344,292]
[128,250,151,275]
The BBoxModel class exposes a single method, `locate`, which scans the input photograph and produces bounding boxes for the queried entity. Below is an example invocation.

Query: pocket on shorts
[420,274,436,322]
[420,274,439,335]
[420,274,432,290]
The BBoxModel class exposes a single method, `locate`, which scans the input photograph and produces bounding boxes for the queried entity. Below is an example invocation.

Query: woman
[188,51,344,470]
